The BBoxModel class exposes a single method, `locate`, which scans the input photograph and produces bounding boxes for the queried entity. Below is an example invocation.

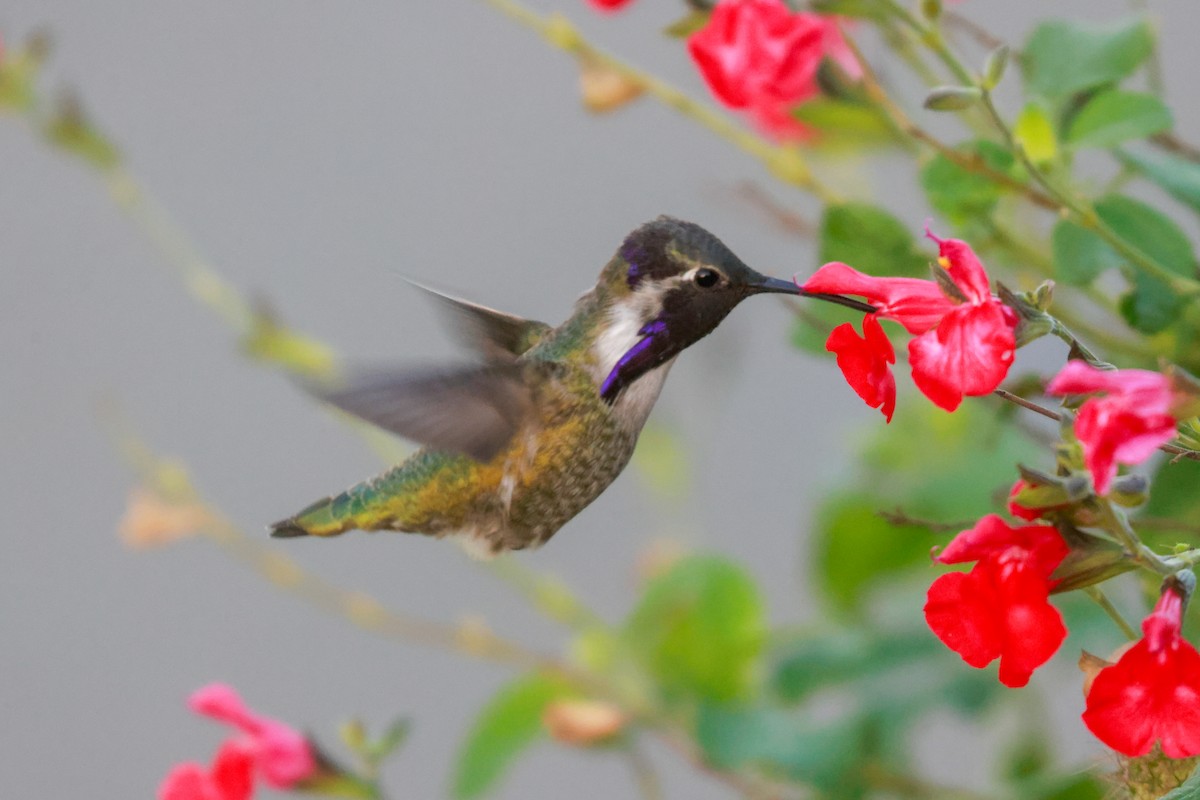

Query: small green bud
[923,85,982,111]
[920,0,943,21]
[1014,315,1053,348]
[982,45,1010,90]
[1108,474,1149,508]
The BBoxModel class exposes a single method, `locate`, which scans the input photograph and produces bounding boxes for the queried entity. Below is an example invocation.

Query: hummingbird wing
[313,364,535,462]
[408,281,552,361]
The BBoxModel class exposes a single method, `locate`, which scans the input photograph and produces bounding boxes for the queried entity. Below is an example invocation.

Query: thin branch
[1084,586,1138,641]
[625,739,666,800]
[840,29,1059,212]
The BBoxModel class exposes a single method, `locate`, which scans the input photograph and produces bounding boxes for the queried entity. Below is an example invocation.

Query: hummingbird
[269,217,873,556]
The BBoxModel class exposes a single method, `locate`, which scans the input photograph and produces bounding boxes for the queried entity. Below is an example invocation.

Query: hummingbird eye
[693,268,720,288]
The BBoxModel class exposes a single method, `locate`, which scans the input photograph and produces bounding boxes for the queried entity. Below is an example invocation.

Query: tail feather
[268,494,356,539]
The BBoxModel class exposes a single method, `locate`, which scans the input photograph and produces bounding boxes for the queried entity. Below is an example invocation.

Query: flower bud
[543,699,626,745]
[579,61,643,113]
[982,46,1010,91]
[923,85,982,111]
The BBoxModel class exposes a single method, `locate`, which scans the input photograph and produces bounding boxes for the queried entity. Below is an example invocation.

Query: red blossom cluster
[687,0,858,140]
[159,684,317,800]
[1047,362,1187,495]
[802,230,1017,418]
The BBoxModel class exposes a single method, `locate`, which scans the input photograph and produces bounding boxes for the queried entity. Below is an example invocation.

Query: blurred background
[4,1,1199,797]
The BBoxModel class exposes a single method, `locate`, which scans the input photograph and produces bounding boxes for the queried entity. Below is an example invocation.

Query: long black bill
[748,275,877,314]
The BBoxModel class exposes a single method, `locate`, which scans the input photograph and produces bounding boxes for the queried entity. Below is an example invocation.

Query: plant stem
[625,739,666,800]
[1084,586,1139,641]
[875,0,976,86]
[480,0,841,203]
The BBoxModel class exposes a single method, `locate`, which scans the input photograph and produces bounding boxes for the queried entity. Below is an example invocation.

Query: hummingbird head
[594,216,813,404]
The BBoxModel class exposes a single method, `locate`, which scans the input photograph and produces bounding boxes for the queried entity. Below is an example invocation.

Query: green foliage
[793,98,895,150]
[1051,218,1123,286]
[818,202,930,278]
[1143,457,1200,522]
[919,140,1015,225]
[1161,766,1200,800]
[1119,147,1200,216]
[1022,17,1154,99]
[811,400,1040,615]
[696,703,870,796]
[623,555,766,703]
[1066,90,1172,149]
[813,495,938,615]
[1095,194,1199,332]
[451,673,572,800]
[1015,102,1059,164]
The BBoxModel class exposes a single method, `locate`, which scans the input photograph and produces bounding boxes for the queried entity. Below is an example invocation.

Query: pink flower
[1046,362,1181,495]
[687,0,857,141]
[159,740,255,800]
[587,0,635,10]
[189,684,317,789]
[825,314,896,421]
[803,230,1017,415]
[1083,580,1200,757]
[924,515,1068,687]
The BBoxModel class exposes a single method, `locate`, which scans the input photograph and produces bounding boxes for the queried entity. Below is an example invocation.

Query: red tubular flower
[687,0,857,141]
[802,231,1017,415]
[1046,361,1180,495]
[1083,583,1200,758]
[587,0,635,10]
[825,314,896,421]
[159,740,255,800]
[190,684,317,789]
[924,515,1068,688]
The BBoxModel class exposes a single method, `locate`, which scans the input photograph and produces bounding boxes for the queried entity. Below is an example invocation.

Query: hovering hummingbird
[270,217,872,556]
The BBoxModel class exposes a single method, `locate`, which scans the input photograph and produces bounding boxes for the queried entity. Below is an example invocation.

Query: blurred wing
[315,364,534,462]
[408,281,552,360]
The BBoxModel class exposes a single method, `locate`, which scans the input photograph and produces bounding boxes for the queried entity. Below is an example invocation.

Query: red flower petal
[925,229,991,304]
[190,684,316,789]
[587,0,635,10]
[908,302,1015,412]
[687,0,835,113]
[936,515,1067,578]
[159,741,255,800]
[825,315,896,421]
[925,557,1066,688]
[802,262,954,334]
[1083,588,1200,757]
[1048,362,1180,495]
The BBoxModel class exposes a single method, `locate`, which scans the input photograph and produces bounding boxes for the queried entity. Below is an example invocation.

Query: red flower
[159,740,255,800]
[687,0,857,141]
[825,314,896,421]
[804,231,1017,415]
[189,684,317,789]
[1083,582,1200,758]
[1046,361,1180,495]
[587,0,635,10]
[924,515,1068,687]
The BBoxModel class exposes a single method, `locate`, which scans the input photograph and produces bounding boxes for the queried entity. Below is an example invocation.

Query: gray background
[4,1,1197,797]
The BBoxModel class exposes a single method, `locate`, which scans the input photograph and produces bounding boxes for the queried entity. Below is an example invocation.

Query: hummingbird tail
[268,494,356,539]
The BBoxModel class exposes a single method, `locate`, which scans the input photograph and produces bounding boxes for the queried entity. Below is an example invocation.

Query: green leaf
[792,98,895,150]
[771,628,939,702]
[813,493,938,614]
[695,704,867,794]
[1160,764,1200,800]
[451,673,571,800]
[1144,457,1200,522]
[1118,147,1200,216]
[623,555,765,703]
[1022,17,1154,99]
[1093,194,1199,332]
[810,400,1040,614]
[818,202,929,278]
[1066,90,1172,149]
[809,0,890,20]
[662,10,708,38]
[919,140,1015,224]
[1050,219,1122,286]
[1014,102,1058,164]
